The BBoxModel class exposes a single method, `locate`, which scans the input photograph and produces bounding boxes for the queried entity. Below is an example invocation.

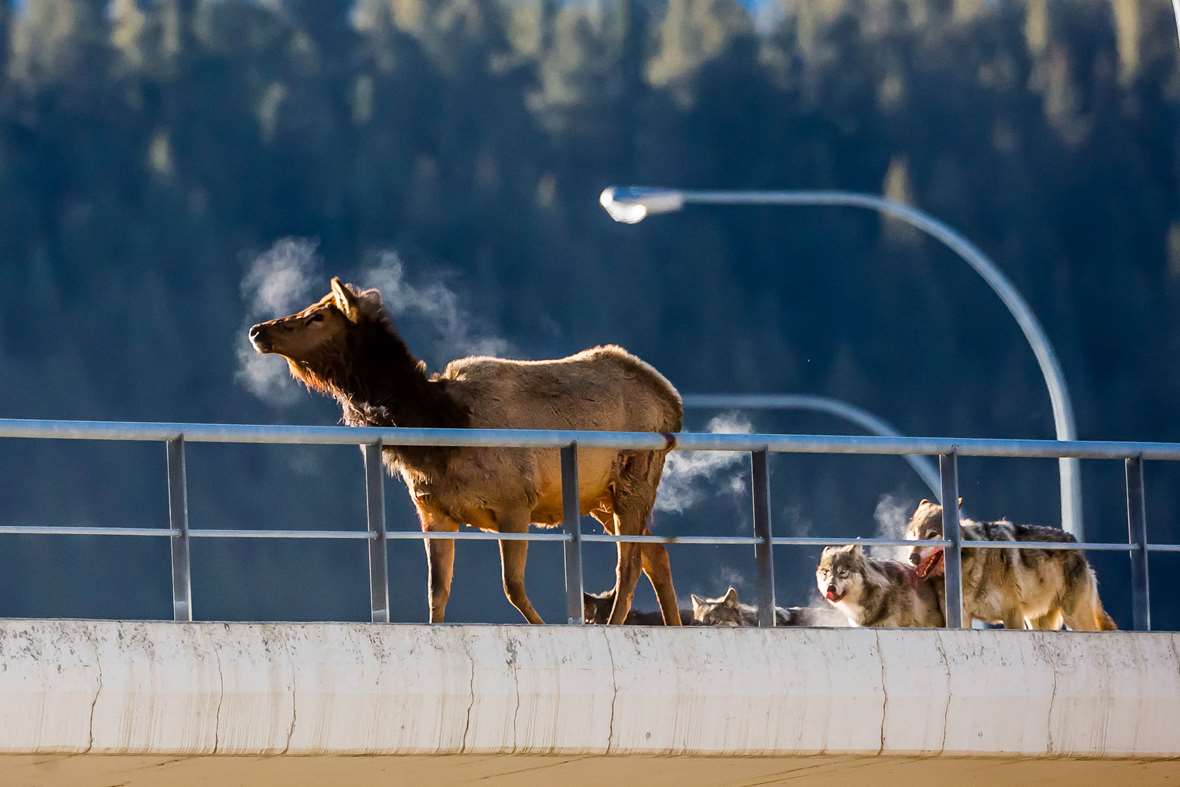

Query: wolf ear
[330,277,359,322]
[842,542,863,556]
[722,586,739,607]
[957,496,965,508]
[690,593,706,611]
[918,498,930,507]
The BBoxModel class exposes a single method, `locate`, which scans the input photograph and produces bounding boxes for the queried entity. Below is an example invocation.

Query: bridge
[2,620,1178,785]
[1,418,1178,785]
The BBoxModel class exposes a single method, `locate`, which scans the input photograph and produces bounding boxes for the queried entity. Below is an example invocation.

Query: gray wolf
[905,499,1116,630]
[816,543,945,628]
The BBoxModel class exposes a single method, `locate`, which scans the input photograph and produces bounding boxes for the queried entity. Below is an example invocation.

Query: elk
[249,277,683,625]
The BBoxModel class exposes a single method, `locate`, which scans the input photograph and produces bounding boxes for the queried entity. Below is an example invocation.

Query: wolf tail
[1064,565,1118,631]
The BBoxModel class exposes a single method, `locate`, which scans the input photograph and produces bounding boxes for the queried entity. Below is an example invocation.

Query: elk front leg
[498,511,544,624]
[416,500,459,624]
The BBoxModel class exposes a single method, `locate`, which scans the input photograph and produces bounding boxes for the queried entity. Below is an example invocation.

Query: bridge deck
[1,620,1177,784]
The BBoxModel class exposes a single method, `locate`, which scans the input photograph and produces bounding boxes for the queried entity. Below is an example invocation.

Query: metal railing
[0,418,1175,630]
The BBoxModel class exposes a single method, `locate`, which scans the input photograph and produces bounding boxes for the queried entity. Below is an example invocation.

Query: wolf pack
[588,498,1117,631]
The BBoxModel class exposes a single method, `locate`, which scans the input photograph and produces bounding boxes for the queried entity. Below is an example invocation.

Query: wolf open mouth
[824,586,844,602]
[915,548,945,578]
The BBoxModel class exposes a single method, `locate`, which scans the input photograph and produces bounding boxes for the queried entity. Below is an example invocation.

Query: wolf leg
[1031,609,1064,630]
[1001,611,1028,630]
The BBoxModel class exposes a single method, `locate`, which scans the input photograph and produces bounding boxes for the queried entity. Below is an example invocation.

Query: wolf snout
[825,584,840,601]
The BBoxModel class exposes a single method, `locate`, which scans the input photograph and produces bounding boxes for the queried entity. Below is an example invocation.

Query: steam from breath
[711,563,747,598]
[656,411,754,513]
[236,239,512,407]
[236,238,321,406]
[871,493,914,561]
[357,251,512,361]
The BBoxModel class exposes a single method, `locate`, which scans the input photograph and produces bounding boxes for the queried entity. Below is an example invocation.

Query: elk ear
[330,277,359,322]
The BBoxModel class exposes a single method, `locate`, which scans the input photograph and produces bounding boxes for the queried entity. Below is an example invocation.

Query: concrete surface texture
[0,619,1177,783]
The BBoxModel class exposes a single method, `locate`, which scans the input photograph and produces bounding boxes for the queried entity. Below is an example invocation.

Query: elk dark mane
[287,304,469,432]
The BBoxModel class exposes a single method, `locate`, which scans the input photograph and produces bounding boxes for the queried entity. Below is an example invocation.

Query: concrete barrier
[0,620,1177,759]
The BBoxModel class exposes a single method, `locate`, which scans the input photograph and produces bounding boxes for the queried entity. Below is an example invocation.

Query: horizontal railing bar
[961,541,1135,552]
[385,531,570,542]
[0,524,1143,554]
[770,537,1133,551]
[1147,544,1180,553]
[189,529,374,540]
[0,526,178,537]
[2,418,1180,461]
[582,534,760,545]
[771,537,950,548]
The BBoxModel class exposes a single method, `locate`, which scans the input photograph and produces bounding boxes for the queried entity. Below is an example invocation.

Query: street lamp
[683,393,942,499]
[602,186,1083,539]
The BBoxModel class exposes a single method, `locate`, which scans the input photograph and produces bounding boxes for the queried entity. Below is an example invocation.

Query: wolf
[690,586,757,625]
[905,499,1116,630]
[689,586,850,627]
[816,543,945,628]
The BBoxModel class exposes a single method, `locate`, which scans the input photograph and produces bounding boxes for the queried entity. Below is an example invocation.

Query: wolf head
[904,498,962,578]
[816,543,868,605]
[582,590,614,624]
[690,586,748,626]
[249,277,386,393]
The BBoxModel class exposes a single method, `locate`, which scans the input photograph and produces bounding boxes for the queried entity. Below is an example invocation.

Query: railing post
[750,449,776,627]
[939,453,964,629]
[1125,456,1151,631]
[363,441,390,624]
[166,436,193,622]
[561,443,584,624]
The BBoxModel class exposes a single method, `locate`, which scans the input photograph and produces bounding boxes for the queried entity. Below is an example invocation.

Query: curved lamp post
[684,392,942,499]
[602,186,1083,538]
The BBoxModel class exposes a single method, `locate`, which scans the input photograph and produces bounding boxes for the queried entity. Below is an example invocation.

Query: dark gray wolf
[583,589,694,625]
[689,586,850,627]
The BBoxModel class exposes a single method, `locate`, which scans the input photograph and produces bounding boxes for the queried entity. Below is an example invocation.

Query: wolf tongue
[916,549,943,578]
